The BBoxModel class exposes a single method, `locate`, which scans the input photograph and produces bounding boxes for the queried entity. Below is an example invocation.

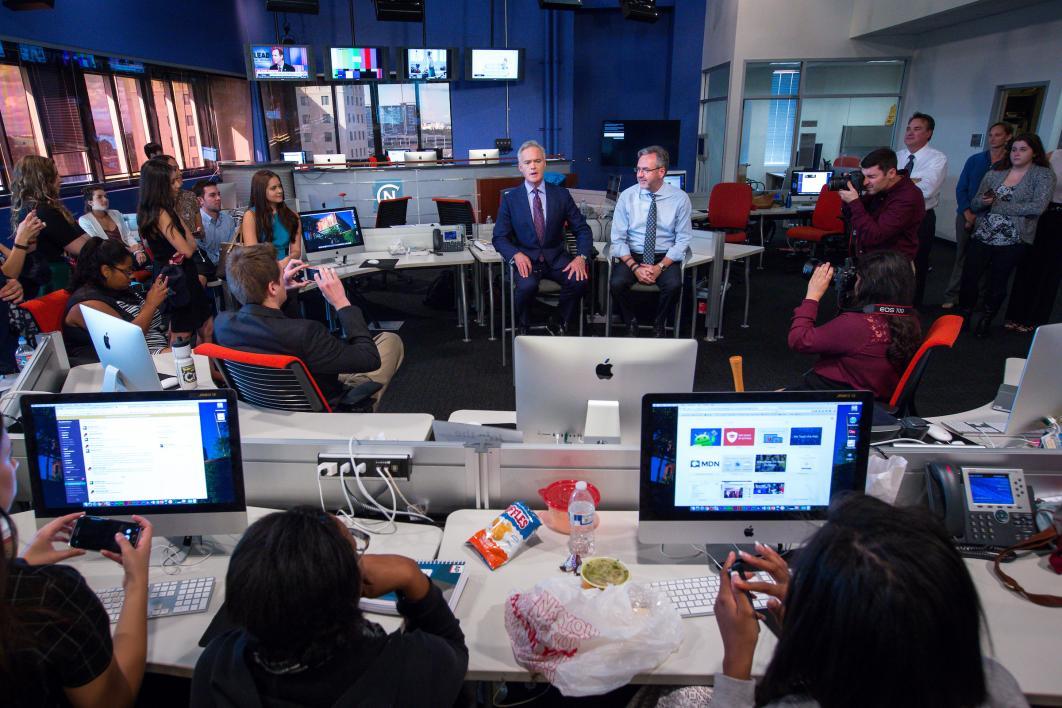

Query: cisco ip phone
[433,225,466,253]
[924,464,1036,549]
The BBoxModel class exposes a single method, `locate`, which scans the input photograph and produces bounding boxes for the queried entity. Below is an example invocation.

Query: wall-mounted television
[326,47,387,81]
[465,48,524,81]
[601,119,681,168]
[402,48,457,82]
[246,44,312,81]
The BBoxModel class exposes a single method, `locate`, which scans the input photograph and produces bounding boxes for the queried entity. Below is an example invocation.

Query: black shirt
[21,203,83,262]
[2,560,113,707]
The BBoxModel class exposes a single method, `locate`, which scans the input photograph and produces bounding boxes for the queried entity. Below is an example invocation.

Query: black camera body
[828,171,865,193]
[802,257,858,308]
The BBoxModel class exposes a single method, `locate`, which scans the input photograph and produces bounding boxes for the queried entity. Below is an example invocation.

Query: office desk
[61,353,216,393]
[468,243,502,341]
[10,507,443,678]
[440,510,1062,702]
[693,206,813,269]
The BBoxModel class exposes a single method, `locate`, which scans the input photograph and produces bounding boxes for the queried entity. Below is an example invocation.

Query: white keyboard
[650,573,773,618]
[95,576,216,624]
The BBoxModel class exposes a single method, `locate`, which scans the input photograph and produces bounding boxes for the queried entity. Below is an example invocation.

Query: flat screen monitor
[515,337,697,444]
[281,151,307,164]
[299,207,366,257]
[469,148,500,164]
[638,391,873,546]
[246,44,312,81]
[601,119,681,168]
[215,181,238,211]
[1003,322,1062,434]
[404,151,437,163]
[387,150,407,162]
[403,48,455,81]
[790,170,832,197]
[663,171,686,191]
[312,153,347,166]
[326,46,387,81]
[22,390,248,537]
[465,48,523,81]
[81,308,164,393]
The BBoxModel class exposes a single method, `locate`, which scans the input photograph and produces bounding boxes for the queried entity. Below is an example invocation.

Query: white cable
[346,435,399,534]
[378,465,432,522]
[340,460,395,535]
[870,437,933,446]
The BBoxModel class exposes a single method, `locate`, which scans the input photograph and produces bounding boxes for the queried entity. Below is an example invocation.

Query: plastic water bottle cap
[575,481,587,490]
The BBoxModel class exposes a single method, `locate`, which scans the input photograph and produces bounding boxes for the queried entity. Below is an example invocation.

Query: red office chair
[19,290,71,333]
[785,186,844,257]
[833,155,861,168]
[375,196,412,228]
[432,198,476,233]
[888,315,964,417]
[706,182,753,244]
[194,343,380,413]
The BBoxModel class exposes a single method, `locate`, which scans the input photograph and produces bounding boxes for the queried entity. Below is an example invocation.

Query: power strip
[316,452,413,480]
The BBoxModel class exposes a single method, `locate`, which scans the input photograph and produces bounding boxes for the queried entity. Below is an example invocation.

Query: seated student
[0,424,154,708]
[787,250,921,401]
[215,244,403,410]
[78,186,148,266]
[192,506,468,706]
[711,494,1028,707]
[63,239,170,364]
[240,170,302,261]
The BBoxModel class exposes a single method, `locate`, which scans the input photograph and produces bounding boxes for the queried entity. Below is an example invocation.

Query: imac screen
[300,208,365,254]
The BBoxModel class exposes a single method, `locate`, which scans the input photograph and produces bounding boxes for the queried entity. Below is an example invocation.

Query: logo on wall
[373,180,403,212]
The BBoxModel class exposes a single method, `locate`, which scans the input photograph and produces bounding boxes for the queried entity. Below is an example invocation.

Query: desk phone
[924,464,1036,548]
[433,225,466,253]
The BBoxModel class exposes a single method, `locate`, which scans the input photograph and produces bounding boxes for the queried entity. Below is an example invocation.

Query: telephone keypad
[968,511,1036,543]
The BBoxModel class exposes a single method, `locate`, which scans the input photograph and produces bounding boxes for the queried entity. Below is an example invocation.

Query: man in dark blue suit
[492,140,592,335]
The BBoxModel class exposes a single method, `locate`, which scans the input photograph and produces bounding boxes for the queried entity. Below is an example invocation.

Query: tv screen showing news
[405,48,451,81]
[466,48,522,81]
[328,47,386,80]
[247,44,312,81]
[300,208,365,254]
[601,119,681,168]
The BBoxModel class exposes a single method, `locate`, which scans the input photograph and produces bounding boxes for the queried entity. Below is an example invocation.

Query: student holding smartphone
[0,423,154,708]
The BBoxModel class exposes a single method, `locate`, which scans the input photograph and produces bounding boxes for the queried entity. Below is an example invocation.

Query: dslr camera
[802,257,858,308]
[828,171,865,193]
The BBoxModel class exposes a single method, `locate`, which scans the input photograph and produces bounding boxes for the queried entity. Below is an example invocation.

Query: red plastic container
[538,480,602,534]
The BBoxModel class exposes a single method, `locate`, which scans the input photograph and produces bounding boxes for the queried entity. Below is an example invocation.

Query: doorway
[991,83,1048,135]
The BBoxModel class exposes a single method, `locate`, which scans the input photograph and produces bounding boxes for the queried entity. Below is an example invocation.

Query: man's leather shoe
[626,319,639,337]
[553,323,568,337]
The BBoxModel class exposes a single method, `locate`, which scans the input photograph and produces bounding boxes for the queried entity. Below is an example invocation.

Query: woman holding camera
[959,133,1055,338]
[787,250,921,401]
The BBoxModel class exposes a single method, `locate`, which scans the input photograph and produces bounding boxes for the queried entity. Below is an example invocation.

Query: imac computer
[82,307,167,392]
[789,170,833,205]
[638,390,873,548]
[405,150,438,164]
[983,322,1062,434]
[22,390,248,537]
[215,181,238,211]
[663,170,687,191]
[514,337,697,444]
[281,151,308,164]
[299,207,366,263]
[387,150,407,162]
[2,332,70,425]
[469,148,500,164]
[313,153,347,167]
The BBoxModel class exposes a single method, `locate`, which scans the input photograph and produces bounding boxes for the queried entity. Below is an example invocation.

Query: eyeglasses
[635,166,665,175]
[112,266,136,278]
[348,525,371,552]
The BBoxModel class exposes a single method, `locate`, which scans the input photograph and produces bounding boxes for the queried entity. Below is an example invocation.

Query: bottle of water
[483,215,493,241]
[14,336,33,372]
[171,337,198,389]
[568,481,596,556]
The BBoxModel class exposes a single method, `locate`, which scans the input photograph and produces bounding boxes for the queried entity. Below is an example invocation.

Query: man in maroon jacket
[839,148,925,261]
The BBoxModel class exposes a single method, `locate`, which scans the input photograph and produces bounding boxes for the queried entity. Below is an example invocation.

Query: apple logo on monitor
[744,526,754,537]
[103,333,111,349]
[595,358,613,380]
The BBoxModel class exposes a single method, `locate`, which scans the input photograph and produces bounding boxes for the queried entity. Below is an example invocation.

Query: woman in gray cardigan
[958,133,1055,337]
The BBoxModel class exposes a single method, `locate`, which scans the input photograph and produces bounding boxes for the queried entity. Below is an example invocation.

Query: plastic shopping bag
[504,575,684,696]
[865,453,907,505]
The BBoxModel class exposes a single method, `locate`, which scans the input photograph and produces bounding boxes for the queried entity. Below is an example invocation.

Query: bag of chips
[468,501,541,570]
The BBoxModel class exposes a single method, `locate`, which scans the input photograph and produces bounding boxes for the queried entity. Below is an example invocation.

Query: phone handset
[925,463,965,538]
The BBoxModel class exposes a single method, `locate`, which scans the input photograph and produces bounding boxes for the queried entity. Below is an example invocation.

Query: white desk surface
[440,510,1062,700]
[303,248,474,288]
[692,206,814,222]
[929,357,1025,429]
[11,507,442,678]
[448,409,517,426]
[62,353,216,394]
[237,403,434,442]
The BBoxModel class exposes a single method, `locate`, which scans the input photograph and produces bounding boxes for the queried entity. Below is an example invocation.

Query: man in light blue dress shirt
[609,145,693,337]
[195,180,236,266]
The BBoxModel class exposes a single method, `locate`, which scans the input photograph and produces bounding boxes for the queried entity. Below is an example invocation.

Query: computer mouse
[366,259,380,265]
[926,423,953,443]
[160,377,180,390]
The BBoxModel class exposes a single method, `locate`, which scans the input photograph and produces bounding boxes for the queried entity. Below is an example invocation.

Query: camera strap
[861,304,914,316]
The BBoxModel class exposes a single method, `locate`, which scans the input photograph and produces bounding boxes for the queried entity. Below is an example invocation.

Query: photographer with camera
[838,148,925,263]
[788,251,922,401]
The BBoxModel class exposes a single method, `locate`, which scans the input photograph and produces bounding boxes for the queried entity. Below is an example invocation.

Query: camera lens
[801,258,822,280]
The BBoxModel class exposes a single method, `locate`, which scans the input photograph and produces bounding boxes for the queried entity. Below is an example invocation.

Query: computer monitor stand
[584,400,620,444]
[101,365,129,393]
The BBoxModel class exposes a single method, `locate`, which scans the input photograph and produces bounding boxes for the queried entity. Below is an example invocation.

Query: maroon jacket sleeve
[788,299,869,356]
[845,182,924,255]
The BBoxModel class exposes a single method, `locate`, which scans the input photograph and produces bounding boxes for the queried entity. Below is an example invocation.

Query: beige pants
[339,332,404,411]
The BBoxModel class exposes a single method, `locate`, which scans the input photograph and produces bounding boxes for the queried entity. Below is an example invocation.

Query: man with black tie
[492,140,592,335]
[609,145,693,337]
[896,112,947,307]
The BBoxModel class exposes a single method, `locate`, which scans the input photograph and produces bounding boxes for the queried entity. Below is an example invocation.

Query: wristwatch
[658,261,669,271]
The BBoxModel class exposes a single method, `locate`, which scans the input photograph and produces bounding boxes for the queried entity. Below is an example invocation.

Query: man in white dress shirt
[896,112,947,307]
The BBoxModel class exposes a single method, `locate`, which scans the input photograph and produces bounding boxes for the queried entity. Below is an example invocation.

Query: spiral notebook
[358,560,469,616]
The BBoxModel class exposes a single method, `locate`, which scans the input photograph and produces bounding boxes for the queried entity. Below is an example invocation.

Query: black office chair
[433,198,476,233]
[375,196,412,228]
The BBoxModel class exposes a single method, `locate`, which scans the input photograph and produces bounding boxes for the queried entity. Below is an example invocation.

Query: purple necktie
[532,188,545,246]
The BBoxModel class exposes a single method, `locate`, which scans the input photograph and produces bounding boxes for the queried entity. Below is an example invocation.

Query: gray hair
[517,140,545,159]
[637,145,669,171]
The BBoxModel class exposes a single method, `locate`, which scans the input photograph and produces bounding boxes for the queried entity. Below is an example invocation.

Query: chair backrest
[888,314,963,414]
[19,289,71,333]
[433,198,476,232]
[194,343,332,413]
[833,155,861,168]
[375,196,412,228]
[811,185,844,232]
[708,182,753,230]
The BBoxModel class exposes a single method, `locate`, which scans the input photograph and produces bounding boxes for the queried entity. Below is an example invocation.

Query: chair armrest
[337,380,383,412]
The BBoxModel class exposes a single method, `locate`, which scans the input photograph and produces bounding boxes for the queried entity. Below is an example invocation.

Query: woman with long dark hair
[712,494,1027,707]
[787,250,922,401]
[959,133,1055,338]
[77,186,148,266]
[8,155,90,294]
[62,238,170,364]
[192,506,467,706]
[1,424,153,706]
[137,157,213,344]
[240,170,302,260]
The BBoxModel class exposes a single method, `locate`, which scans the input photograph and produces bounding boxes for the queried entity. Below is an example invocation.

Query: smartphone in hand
[70,516,142,553]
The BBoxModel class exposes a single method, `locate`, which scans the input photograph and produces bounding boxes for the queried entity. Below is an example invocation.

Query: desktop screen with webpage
[300,208,365,254]
[643,399,865,514]
[29,397,239,512]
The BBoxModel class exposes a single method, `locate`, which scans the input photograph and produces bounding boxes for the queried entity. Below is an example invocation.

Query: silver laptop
[1002,323,1062,434]
[514,337,697,444]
